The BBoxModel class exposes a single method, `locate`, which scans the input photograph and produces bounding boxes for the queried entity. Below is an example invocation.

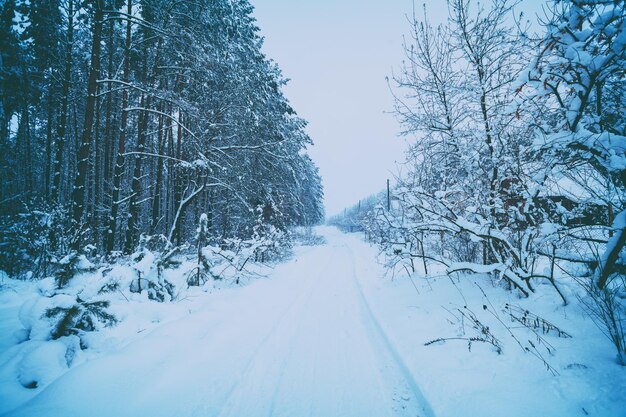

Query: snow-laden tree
[363,0,626,364]
[517,0,626,289]
[515,0,626,363]
[0,0,324,276]
[381,0,544,294]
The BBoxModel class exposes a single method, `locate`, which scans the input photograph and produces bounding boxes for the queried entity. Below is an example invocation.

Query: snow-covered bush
[129,236,178,302]
[251,224,290,263]
[580,284,626,365]
[54,251,96,289]
[45,298,117,341]
[249,204,292,263]
[14,281,118,389]
[0,202,71,280]
[187,214,212,287]
[290,226,326,246]
[207,233,286,284]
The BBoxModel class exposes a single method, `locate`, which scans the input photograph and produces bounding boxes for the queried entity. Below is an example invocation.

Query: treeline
[0,0,324,274]
[344,0,626,364]
[327,192,382,232]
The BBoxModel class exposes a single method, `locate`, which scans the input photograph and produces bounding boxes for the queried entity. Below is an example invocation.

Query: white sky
[252,0,545,217]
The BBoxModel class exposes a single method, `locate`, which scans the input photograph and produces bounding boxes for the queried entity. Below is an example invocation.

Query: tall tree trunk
[51,0,73,203]
[477,71,498,222]
[125,93,150,252]
[93,82,103,245]
[19,104,33,195]
[165,118,175,232]
[71,0,103,248]
[103,16,115,191]
[173,111,183,244]
[45,97,53,199]
[126,24,161,250]
[0,54,5,147]
[105,0,132,254]
[150,106,165,234]
[26,106,32,194]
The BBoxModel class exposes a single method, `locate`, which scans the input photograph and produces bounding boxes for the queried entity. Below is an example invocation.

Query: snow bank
[17,341,68,389]
[345,230,626,417]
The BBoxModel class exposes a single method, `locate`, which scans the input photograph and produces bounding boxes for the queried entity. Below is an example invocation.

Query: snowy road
[6,229,433,417]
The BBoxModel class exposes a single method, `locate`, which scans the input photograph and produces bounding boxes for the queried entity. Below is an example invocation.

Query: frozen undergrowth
[0,228,624,417]
[0,228,302,413]
[347,231,626,417]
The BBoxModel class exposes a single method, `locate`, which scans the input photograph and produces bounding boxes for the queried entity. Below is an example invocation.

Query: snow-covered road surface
[5,228,433,417]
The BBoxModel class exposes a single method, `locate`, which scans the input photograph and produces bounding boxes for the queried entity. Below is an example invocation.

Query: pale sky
[252,0,545,217]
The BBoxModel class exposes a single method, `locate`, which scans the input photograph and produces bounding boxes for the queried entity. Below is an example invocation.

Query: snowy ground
[1,227,625,417]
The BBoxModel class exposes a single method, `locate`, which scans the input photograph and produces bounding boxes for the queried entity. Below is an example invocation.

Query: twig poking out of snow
[504,304,572,339]
[425,306,503,354]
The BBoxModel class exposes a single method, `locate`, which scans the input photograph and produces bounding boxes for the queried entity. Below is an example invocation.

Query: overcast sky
[252,0,544,217]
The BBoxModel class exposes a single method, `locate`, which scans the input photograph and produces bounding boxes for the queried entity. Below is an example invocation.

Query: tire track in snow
[263,261,327,417]
[214,247,337,417]
[345,243,436,417]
